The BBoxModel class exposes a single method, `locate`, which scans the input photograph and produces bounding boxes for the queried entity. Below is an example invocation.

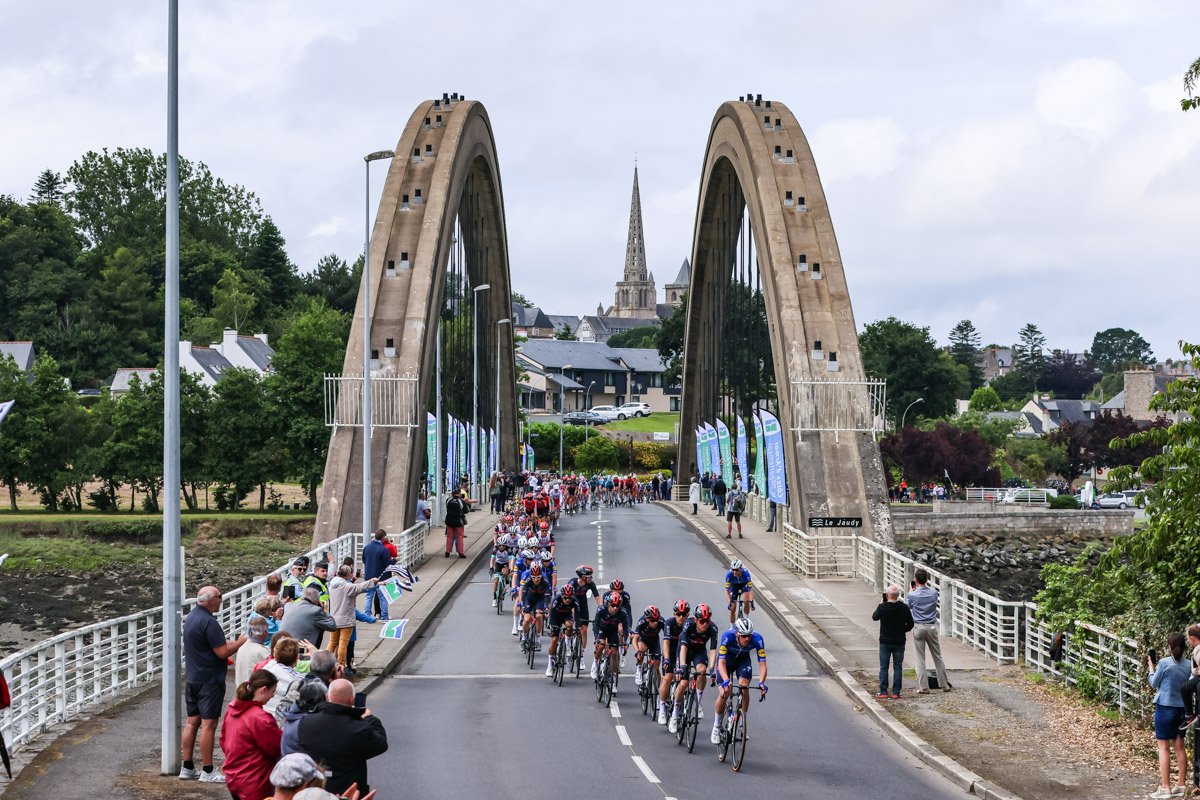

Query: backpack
[731,494,745,514]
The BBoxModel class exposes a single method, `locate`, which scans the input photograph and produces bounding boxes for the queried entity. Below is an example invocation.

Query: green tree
[303,253,361,316]
[859,317,964,424]
[265,298,350,506]
[989,369,1034,403]
[1183,56,1200,111]
[968,386,1002,413]
[9,355,74,510]
[555,323,580,341]
[90,247,157,374]
[32,169,66,207]
[657,293,687,387]
[948,319,984,390]
[244,217,298,313]
[510,291,533,308]
[180,239,241,316]
[1044,420,1090,483]
[1089,327,1154,371]
[212,267,258,330]
[574,435,619,472]
[206,368,271,508]
[607,325,658,348]
[179,370,213,511]
[1097,372,1124,402]
[1015,323,1046,389]
[0,353,34,509]
[1041,350,1100,398]
[102,372,165,510]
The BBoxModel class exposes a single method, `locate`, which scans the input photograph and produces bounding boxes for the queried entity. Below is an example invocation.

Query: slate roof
[511,303,552,329]
[111,367,158,393]
[544,314,581,335]
[0,341,35,372]
[610,347,668,372]
[655,304,675,319]
[235,335,273,372]
[1100,390,1125,411]
[189,346,235,383]
[666,257,690,288]
[579,315,660,338]
[547,373,585,390]
[1037,399,1099,425]
[517,339,666,373]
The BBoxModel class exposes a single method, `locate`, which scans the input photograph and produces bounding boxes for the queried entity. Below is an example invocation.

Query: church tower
[609,167,657,319]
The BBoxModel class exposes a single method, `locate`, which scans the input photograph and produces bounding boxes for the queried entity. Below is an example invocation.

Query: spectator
[651,474,660,500]
[236,616,273,686]
[327,565,377,666]
[871,585,913,699]
[444,488,478,559]
[263,637,305,718]
[1148,632,1191,798]
[489,473,503,513]
[906,568,950,694]
[701,473,712,505]
[765,499,777,533]
[263,574,283,599]
[302,562,331,607]
[297,679,389,795]
[726,480,745,539]
[180,585,248,784]
[688,477,700,515]
[220,669,282,800]
[346,607,377,674]
[249,596,284,637]
[267,753,330,800]
[280,680,327,756]
[362,530,395,622]
[1179,624,1200,728]
[307,650,340,688]
[713,476,728,517]
[283,558,309,602]
[416,489,432,524]
[281,587,337,648]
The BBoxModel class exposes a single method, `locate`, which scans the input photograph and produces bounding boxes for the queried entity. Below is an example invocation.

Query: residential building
[576,315,659,344]
[109,367,159,396]
[111,329,275,395]
[1017,394,1100,433]
[980,347,1016,384]
[544,314,581,338]
[1102,369,1189,423]
[511,304,554,338]
[0,341,35,377]
[515,339,677,413]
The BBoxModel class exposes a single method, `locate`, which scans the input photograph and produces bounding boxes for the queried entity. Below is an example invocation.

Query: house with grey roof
[544,314,581,338]
[1017,394,1100,433]
[110,367,159,396]
[511,303,555,338]
[1102,370,1189,423]
[111,329,275,396]
[516,338,675,413]
[576,315,660,344]
[980,347,1016,385]
[0,341,35,378]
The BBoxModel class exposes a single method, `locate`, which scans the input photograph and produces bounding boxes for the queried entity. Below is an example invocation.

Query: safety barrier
[0,522,429,755]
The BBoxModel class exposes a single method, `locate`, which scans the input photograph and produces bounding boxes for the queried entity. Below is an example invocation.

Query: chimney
[222,328,237,354]
[255,332,269,346]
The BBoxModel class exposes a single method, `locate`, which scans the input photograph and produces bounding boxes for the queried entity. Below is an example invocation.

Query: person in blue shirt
[725,559,755,624]
[712,616,768,745]
[1148,632,1191,798]
[362,530,395,621]
[517,563,552,650]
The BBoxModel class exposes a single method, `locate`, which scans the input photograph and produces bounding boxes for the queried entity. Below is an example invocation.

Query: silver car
[1094,493,1130,509]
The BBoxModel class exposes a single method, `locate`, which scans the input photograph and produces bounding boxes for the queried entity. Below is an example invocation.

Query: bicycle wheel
[496,583,504,615]
[732,709,748,771]
[554,653,565,686]
[640,677,651,715]
[685,691,699,752]
[675,692,690,745]
[596,662,607,703]
[717,712,732,762]
[526,636,536,670]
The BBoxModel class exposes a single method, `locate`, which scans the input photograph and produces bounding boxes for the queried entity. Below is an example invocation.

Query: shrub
[575,436,619,472]
[81,519,163,543]
[632,441,661,471]
[1049,494,1080,510]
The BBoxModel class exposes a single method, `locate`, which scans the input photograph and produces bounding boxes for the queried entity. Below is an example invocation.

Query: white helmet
[734,617,754,635]
[539,549,552,561]
[517,536,530,549]
[730,559,743,571]
[521,548,537,560]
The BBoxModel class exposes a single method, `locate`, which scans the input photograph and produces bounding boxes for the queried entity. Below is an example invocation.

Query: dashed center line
[615,724,631,746]
[631,755,660,783]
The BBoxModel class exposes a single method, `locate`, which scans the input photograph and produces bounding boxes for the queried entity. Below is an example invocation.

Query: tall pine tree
[1016,323,1047,390]
[32,170,65,206]
[948,319,984,390]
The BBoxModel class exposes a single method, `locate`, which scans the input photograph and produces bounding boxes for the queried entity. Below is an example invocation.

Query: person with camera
[871,585,913,699]
[1147,633,1191,798]
[907,568,950,694]
[297,679,388,796]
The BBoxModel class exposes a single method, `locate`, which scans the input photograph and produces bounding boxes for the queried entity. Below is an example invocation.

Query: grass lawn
[602,412,679,434]
[0,510,316,523]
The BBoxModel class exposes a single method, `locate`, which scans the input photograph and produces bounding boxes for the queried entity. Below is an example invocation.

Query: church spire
[623,167,648,282]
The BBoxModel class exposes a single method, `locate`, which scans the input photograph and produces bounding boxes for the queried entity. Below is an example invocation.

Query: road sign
[808,517,862,528]
[653,432,670,441]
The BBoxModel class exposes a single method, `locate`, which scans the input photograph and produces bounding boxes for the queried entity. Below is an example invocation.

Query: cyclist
[509,545,536,635]
[535,520,555,555]
[609,578,633,631]
[517,563,552,650]
[711,616,768,745]
[603,474,615,505]
[567,565,602,651]
[564,477,577,514]
[548,482,563,525]
[535,491,552,520]
[538,548,558,590]
[669,603,718,733]
[545,584,577,676]
[657,600,690,725]
[521,490,537,519]
[631,605,664,687]
[725,559,755,624]
[591,591,628,690]
[490,532,515,607]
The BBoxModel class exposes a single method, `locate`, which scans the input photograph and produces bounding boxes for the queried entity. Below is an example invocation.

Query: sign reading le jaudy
[808,517,863,528]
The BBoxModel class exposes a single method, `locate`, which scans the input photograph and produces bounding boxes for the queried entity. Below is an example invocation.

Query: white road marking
[631,755,660,783]
[610,701,621,718]
[788,587,832,606]
[760,588,777,601]
[616,724,631,745]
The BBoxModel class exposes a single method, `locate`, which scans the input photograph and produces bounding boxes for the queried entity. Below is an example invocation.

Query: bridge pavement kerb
[656,499,1024,800]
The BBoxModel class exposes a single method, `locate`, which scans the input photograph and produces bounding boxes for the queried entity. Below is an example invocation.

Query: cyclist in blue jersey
[725,558,755,624]
[517,563,552,650]
[537,549,558,590]
[591,592,628,689]
[509,544,536,635]
[670,604,718,733]
[711,616,768,744]
[567,565,601,651]
[657,600,690,725]
[545,584,577,676]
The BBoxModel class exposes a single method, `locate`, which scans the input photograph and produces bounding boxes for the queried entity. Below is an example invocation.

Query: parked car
[616,402,653,419]
[1119,489,1146,509]
[589,405,620,421]
[564,411,607,426]
[76,388,101,397]
[1094,493,1130,509]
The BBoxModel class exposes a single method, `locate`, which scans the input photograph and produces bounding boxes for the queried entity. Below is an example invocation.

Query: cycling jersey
[592,605,626,644]
[717,630,766,663]
[677,619,718,664]
[548,594,578,633]
[661,617,687,670]
[536,529,554,549]
[519,571,551,598]
[567,578,601,623]
[633,616,664,656]
[614,590,633,629]
[725,569,754,594]
[539,559,557,584]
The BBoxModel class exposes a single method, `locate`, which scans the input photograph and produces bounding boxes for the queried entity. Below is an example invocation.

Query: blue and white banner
[489,428,497,475]
[705,422,721,479]
[457,420,467,478]
[735,416,749,490]
[426,412,436,490]
[694,428,704,478]
[761,410,787,504]
[0,399,13,427]
[468,422,477,487]
[446,415,458,491]
[752,413,767,494]
[715,419,734,487]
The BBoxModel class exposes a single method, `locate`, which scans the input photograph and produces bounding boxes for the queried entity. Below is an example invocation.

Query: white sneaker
[545,659,554,677]
[198,771,226,784]
[668,717,679,733]
[491,599,497,607]
[612,683,618,696]
[635,669,644,686]
[1148,789,1173,800]
[511,620,519,635]
[178,767,200,781]
[590,662,598,680]
[710,728,721,745]
[698,704,704,720]
[657,709,668,725]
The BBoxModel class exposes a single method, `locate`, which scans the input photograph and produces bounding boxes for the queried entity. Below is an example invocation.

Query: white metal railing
[790,378,886,440]
[323,373,419,428]
[0,523,430,755]
[963,487,1054,503]
[780,523,856,577]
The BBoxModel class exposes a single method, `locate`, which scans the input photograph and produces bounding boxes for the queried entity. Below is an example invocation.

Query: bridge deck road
[366,501,965,799]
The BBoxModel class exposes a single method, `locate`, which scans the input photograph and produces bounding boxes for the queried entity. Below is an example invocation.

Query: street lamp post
[559,364,572,474]
[584,380,596,441]
[901,397,924,432]
[472,284,491,496]
[496,318,511,473]
[362,148,394,541]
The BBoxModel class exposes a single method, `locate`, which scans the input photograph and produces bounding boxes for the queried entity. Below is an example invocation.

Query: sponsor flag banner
[527,445,535,472]
[761,410,787,504]
[705,423,721,479]
[700,426,712,476]
[715,419,734,486]
[753,413,767,494]
[468,422,477,487]
[736,416,750,490]
[378,619,409,640]
[0,400,13,426]
[457,420,467,477]
[426,413,436,489]
[380,579,405,603]
[694,428,703,477]
[446,416,458,491]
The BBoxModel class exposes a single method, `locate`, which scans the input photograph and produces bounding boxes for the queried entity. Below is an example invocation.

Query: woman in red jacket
[220,669,283,800]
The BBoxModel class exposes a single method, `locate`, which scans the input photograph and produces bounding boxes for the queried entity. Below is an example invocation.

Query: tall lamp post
[362,148,394,540]
[496,317,511,473]
[472,284,491,496]
[900,397,924,432]
[583,380,596,441]
[558,364,572,474]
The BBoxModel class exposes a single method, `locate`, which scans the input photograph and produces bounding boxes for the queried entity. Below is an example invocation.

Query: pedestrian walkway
[2,509,500,800]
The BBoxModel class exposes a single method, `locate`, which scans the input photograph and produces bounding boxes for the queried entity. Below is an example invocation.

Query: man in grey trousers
[907,567,950,693]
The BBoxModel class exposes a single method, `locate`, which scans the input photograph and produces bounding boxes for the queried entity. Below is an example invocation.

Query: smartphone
[881,593,888,603]
[1149,649,1158,666]
[354,692,367,709]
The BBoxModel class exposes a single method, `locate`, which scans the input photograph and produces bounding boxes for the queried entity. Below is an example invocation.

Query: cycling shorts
[661,640,680,672]
[680,649,709,669]
[637,635,662,658]
[548,607,575,635]
[724,656,754,681]
[523,593,550,613]
[594,624,622,646]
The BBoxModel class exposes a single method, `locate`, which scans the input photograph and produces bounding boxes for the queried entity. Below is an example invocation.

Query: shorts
[185,680,226,720]
[727,510,742,521]
[661,641,679,673]
[637,636,662,658]
[1155,704,1185,740]
[523,594,550,613]
[594,625,622,646]
[723,657,754,681]
[681,649,709,670]
[548,608,575,634]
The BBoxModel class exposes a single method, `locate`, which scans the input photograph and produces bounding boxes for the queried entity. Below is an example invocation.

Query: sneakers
[635,669,644,686]
[890,694,901,699]
[178,767,200,781]
[657,709,668,725]
[710,728,721,745]
[1148,789,1173,799]
[511,620,519,635]
[668,717,679,734]
[535,640,542,651]
[918,688,930,695]
[875,692,889,699]
[590,662,599,680]
[198,770,226,784]
[491,599,497,607]
[611,684,617,696]
[697,704,704,720]
[1171,787,1186,797]
[545,658,554,677]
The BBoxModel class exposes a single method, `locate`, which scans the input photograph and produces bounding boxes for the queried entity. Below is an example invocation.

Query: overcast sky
[2,1,1197,360]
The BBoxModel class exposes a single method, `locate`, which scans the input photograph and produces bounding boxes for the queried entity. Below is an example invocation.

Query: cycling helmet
[694,604,712,621]
[730,558,743,571]
[610,579,624,592]
[576,565,594,578]
[606,591,622,606]
[538,549,552,561]
[521,548,536,560]
[539,520,550,530]
[559,584,575,599]
[529,563,543,577]
[503,514,514,523]
[644,605,661,622]
[673,600,691,616]
[734,617,755,635]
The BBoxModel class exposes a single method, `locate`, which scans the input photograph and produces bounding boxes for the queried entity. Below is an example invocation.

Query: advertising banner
[706,422,721,479]
[761,410,787,504]
[426,413,436,489]
[735,416,749,490]
[715,419,734,486]
[752,413,767,494]
[446,415,458,491]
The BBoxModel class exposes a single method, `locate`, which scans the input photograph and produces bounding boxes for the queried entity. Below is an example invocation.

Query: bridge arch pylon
[678,99,894,544]
[315,98,519,544]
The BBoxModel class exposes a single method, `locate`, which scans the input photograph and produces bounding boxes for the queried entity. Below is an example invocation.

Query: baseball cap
[270,753,322,789]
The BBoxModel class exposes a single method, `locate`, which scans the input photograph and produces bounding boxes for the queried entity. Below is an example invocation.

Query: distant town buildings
[110,329,275,396]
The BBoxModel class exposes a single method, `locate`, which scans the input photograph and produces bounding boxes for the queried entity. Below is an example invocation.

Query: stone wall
[892,507,1133,541]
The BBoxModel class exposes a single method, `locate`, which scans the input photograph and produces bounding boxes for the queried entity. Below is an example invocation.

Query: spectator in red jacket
[220,669,283,800]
